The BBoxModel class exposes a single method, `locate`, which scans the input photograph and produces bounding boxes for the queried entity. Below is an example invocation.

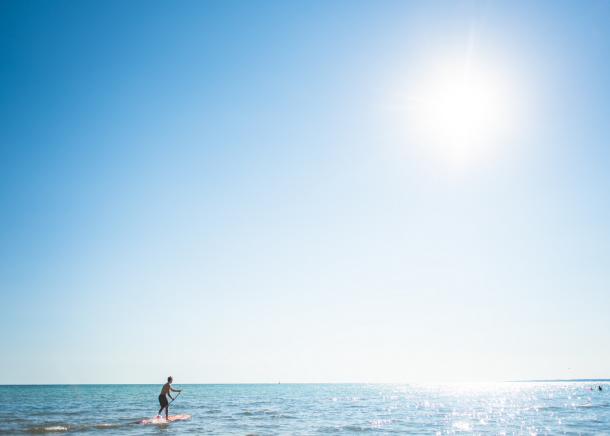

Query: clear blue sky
[1,0,610,384]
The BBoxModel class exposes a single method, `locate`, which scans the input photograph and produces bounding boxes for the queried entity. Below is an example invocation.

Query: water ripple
[1,383,609,434]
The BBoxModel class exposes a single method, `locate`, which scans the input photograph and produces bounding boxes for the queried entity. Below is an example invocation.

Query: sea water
[0,383,608,434]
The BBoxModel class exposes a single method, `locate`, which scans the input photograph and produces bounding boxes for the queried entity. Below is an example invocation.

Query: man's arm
[170,387,182,392]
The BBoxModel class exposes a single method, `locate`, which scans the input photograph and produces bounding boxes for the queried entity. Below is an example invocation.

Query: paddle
[169,391,181,405]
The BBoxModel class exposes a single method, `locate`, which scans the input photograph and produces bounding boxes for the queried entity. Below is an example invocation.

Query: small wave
[237,409,277,416]
[342,425,374,432]
[25,422,127,433]
[318,424,374,432]
[234,408,297,420]
[238,411,254,416]
[452,421,472,431]
[371,419,392,428]
[27,426,68,433]
[93,423,122,429]
[537,405,563,411]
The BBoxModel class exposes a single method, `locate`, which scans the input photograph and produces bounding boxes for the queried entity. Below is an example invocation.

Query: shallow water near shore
[0,383,609,434]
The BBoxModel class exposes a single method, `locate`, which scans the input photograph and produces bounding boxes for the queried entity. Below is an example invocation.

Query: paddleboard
[139,414,191,424]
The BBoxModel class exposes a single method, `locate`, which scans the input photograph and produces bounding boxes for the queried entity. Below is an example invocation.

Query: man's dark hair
[168,376,173,382]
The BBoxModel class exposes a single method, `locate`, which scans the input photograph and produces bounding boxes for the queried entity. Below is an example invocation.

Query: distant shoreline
[511,379,610,383]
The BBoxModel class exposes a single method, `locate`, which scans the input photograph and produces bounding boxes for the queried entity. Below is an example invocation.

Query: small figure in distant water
[158,376,182,419]
[599,385,603,391]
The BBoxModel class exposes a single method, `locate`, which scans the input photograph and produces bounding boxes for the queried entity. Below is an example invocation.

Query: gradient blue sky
[2,0,610,384]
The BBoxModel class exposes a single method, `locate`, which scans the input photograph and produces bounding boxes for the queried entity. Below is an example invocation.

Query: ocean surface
[0,383,609,434]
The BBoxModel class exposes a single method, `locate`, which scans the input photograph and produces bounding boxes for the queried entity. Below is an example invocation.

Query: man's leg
[158,395,168,417]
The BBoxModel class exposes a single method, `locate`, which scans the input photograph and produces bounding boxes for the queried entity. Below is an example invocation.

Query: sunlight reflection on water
[0,382,608,434]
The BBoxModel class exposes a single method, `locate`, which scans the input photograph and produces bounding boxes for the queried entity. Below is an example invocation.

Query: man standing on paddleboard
[158,376,182,419]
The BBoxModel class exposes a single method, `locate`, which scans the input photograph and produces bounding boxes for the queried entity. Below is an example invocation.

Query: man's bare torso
[160,382,171,396]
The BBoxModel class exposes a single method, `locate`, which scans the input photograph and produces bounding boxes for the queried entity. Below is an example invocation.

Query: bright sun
[402,58,512,166]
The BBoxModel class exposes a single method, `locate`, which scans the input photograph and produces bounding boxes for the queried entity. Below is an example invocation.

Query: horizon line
[2,379,610,386]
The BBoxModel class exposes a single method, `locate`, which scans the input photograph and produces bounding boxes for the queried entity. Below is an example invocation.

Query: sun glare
[400,57,513,166]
